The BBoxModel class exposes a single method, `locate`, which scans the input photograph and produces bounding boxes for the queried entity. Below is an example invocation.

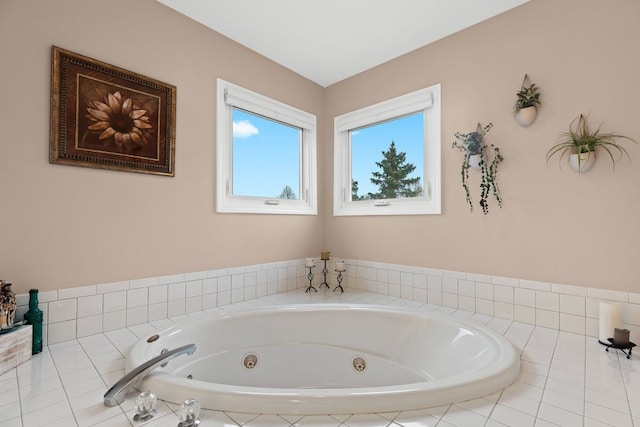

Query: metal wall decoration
[50,46,176,176]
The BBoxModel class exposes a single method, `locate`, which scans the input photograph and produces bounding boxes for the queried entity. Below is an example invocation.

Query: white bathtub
[127,304,520,415]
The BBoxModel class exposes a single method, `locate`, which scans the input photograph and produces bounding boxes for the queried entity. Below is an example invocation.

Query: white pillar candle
[304,258,314,267]
[599,301,622,344]
[335,262,345,271]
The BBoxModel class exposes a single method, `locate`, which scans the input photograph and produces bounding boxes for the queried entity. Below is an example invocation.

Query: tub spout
[103,343,196,407]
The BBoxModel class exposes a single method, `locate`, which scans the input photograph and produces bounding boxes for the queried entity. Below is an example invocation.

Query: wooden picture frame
[50,46,176,176]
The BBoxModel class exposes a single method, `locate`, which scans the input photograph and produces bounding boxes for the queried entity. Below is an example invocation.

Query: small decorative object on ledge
[0,281,16,330]
[319,251,330,289]
[513,74,541,127]
[614,328,631,347]
[546,114,637,173]
[24,289,43,354]
[305,258,317,293]
[605,337,636,359]
[0,325,32,376]
[452,123,503,214]
[598,301,622,345]
[334,261,346,293]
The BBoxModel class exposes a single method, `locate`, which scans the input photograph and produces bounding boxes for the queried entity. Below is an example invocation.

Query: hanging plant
[452,123,503,214]
[546,113,637,173]
[514,74,541,126]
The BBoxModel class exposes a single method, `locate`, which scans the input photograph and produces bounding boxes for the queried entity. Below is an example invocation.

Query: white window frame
[333,84,441,216]
[216,79,317,215]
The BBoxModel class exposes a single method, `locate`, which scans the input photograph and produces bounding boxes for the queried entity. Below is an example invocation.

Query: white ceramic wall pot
[569,152,595,173]
[515,106,537,126]
[468,154,482,170]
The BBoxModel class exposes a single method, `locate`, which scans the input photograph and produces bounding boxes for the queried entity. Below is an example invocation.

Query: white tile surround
[5,259,640,426]
[16,259,640,347]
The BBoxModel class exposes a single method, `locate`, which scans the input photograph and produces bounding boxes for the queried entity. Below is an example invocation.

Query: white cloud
[233,120,259,138]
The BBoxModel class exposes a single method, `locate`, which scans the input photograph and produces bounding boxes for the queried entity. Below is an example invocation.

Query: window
[216,79,317,215]
[333,84,441,216]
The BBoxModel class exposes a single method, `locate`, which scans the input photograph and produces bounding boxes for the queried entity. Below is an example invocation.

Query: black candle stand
[334,270,345,293]
[605,338,636,359]
[319,259,330,289]
[305,266,317,293]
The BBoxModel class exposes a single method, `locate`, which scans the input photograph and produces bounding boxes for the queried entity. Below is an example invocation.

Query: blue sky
[232,109,423,198]
[232,109,301,198]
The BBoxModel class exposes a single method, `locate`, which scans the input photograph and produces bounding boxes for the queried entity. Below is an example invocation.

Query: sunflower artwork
[50,46,176,176]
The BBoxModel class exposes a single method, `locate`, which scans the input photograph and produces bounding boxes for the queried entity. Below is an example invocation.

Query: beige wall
[324,0,640,292]
[1,0,639,295]
[0,0,324,293]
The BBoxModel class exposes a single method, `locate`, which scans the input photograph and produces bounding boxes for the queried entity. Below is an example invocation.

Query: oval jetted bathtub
[127,304,520,415]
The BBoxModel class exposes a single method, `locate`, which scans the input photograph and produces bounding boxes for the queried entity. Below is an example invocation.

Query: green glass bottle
[24,289,43,354]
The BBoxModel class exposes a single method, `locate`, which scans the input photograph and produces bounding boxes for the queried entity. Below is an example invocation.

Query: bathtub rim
[127,303,521,415]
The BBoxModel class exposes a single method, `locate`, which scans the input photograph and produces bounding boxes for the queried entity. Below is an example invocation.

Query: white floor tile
[142,413,181,427]
[9,290,640,427]
[0,417,21,427]
[491,404,536,427]
[533,418,559,427]
[21,400,73,426]
[498,391,540,416]
[0,403,20,421]
[244,414,292,426]
[20,387,68,414]
[18,374,62,397]
[63,375,107,399]
[73,404,124,427]
[224,411,260,425]
[391,410,439,426]
[537,403,583,426]
[41,415,78,427]
[454,397,496,417]
[544,377,584,399]
[89,412,133,427]
[440,405,488,426]
[584,401,633,427]
[541,389,584,416]
[585,388,630,414]
[291,415,343,426]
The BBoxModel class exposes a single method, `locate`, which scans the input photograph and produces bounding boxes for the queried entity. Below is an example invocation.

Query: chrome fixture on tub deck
[103,343,196,407]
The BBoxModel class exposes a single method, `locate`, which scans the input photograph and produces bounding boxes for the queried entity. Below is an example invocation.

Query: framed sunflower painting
[50,46,176,176]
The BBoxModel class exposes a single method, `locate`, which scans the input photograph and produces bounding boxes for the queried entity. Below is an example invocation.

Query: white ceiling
[157,0,528,87]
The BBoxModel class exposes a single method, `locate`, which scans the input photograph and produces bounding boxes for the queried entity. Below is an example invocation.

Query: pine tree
[368,141,422,199]
[278,185,296,199]
[351,180,364,201]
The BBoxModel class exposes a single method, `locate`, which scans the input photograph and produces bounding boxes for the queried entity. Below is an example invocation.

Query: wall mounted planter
[569,152,595,173]
[451,123,503,214]
[515,106,537,127]
[547,114,636,173]
[468,154,482,170]
[513,74,540,127]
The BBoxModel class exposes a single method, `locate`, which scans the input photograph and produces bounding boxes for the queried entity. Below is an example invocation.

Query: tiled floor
[2,288,639,426]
